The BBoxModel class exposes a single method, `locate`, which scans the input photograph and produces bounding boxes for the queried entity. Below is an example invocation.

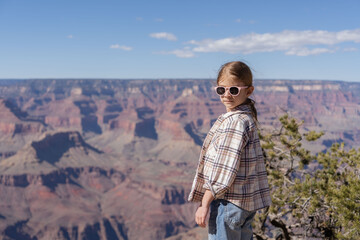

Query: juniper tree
[253,114,360,240]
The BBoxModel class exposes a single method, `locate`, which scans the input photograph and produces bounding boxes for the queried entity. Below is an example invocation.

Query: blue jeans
[208,199,256,240]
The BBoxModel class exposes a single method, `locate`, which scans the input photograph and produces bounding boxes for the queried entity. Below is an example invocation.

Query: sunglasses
[214,86,249,96]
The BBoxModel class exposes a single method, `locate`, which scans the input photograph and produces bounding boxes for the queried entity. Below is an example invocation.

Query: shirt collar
[222,104,252,118]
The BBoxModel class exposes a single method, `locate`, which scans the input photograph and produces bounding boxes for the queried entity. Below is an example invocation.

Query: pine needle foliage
[254,114,360,240]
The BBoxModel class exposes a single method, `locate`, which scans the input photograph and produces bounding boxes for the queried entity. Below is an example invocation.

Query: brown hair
[217,61,258,121]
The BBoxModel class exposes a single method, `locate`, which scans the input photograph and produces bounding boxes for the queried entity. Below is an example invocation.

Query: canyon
[0,78,359,239]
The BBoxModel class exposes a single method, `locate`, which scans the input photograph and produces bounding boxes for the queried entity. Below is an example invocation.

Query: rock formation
[0,78,359,239]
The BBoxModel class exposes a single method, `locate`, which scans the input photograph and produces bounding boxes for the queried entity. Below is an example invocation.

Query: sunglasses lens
[216,87,226,95]
[229,87,239,95]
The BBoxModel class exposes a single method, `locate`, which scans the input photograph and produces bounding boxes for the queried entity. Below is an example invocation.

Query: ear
[246,86,254,97]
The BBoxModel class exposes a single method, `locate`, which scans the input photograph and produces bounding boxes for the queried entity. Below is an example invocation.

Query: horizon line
[0,78,354,83]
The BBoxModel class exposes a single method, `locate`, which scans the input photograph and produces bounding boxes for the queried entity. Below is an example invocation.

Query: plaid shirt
[188,104,271,211]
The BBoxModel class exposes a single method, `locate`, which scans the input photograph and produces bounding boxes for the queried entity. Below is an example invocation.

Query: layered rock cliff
[0,130,193,239]
[0,78,359,239]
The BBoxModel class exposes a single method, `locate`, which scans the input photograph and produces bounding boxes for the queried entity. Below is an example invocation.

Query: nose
[223,88,232,97]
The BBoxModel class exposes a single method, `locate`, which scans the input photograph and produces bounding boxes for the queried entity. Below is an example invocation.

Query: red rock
[0,79,360,239]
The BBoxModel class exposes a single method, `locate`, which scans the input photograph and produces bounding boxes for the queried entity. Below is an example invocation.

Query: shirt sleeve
[203,116,249,198]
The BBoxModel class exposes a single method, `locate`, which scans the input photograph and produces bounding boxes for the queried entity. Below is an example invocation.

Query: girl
[188,61,271,239]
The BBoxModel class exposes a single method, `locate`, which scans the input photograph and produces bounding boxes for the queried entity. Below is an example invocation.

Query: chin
[224,104,236,108]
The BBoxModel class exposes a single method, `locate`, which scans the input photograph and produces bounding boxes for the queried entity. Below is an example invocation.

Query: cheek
[234,94,247,103]
[234,95,244,100]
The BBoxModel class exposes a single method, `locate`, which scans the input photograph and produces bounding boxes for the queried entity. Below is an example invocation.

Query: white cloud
[157,48,195,58]
[235,19,255,24]
[169,29,360,57]
[169,49,195,58]
[285,47,335,56]
[155,18,164,22]
[150,32,177,41]
[67,35,73,39]
[136,17,143,21]
[110,44,133,51]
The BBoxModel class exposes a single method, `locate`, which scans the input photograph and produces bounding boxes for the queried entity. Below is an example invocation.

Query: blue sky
[1,0,360,81]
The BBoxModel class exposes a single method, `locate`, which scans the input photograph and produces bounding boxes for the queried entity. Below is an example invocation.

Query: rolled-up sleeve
[203,117,249,198]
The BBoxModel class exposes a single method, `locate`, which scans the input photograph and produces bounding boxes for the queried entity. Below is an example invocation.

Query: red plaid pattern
[188,104,271,211]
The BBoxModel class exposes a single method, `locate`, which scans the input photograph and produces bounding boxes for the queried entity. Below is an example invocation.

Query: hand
[195,204,209,228]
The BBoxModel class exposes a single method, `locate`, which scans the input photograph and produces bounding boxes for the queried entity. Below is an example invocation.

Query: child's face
[218,76,254,111]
